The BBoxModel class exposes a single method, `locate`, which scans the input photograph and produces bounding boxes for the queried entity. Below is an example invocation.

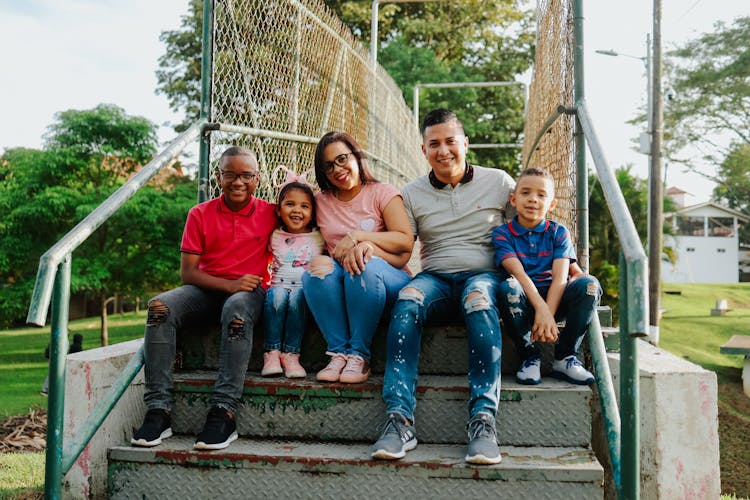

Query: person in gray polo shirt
[371,108,514,465]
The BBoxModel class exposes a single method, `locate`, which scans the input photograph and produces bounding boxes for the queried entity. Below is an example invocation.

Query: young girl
[262,169,325,378]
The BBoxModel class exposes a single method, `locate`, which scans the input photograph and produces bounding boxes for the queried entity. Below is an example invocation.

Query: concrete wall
[607,340,720,499]
[63,339,145,500]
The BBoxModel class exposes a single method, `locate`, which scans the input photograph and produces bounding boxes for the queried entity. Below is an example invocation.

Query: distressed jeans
[262,285,308,353]
[302,256,411,360]
[497,275,602,361]
[382,270,505,423]
[143,284,264,414]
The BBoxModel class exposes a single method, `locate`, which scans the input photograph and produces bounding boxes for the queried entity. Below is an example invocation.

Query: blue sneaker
[552,356,595,385]
[516,357,542,385]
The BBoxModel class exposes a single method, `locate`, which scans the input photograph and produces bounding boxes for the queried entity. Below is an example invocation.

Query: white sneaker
[516,357,541,385]
[552,355,595,385]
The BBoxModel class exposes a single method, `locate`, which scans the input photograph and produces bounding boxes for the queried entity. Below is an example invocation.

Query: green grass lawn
[0,311,146,417]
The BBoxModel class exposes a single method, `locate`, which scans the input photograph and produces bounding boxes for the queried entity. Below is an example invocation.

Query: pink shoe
[280,352,307,378]
[339,355,371,384]
[316,353,348,382]
[261,350,282,376]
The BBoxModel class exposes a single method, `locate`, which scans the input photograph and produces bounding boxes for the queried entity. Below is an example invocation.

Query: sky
[0,0,746,204]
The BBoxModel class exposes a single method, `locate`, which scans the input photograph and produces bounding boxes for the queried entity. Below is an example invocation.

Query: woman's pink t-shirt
[315,182,400,255]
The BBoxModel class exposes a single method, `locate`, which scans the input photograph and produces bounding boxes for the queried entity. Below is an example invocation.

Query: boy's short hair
[421,108,465,136]
[220,146,256,163]
[517,166,554,185]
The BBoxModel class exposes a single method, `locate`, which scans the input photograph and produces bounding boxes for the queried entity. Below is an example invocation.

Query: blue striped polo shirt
[491,217,576,287]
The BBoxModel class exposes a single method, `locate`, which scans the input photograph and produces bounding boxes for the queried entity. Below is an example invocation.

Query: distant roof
[666,186,690,195]
[665,201,750,222]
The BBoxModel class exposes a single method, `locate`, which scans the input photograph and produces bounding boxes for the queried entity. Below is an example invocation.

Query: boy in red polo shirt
[131,146,276,450]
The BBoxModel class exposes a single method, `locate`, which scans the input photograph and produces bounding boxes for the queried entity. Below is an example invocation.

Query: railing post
[573,0,589,271]
[619,253,640,499]
[44,256,71,500]
[198,0,215,203]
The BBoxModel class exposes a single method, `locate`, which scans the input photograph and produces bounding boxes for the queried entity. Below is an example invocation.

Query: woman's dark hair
[313,131,378,192]
[276,181,317,230]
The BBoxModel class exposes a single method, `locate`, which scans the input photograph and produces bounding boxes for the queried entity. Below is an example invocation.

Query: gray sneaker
[371,412,417,460]
[465,412,502,464]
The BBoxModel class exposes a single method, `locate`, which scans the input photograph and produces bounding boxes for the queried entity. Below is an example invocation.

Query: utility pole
[649,0,663,343]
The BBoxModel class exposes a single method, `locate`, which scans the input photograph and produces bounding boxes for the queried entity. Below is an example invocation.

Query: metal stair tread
[109,436,603,482]
[174,372,594,398]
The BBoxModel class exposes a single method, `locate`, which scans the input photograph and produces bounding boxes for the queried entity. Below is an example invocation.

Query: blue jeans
[497,275,602,361]
[382,270,505,422]
[302,256,411,360]
[143,284,264,413]
[263,286,307,353]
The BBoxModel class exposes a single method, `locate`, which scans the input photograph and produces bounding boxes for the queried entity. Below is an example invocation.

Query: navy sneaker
[371,412,417,460]
[194,406,238,450]
[131,409,172,447]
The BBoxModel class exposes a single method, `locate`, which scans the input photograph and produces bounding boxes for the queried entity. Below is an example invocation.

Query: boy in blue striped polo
[492,167,602,385]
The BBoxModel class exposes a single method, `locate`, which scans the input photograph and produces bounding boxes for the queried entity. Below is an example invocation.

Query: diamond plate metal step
[170,373,592,447]
[108,437,603,499]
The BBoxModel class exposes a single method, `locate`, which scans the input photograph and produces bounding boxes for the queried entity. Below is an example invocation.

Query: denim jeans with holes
[143,284,264,414]
[301,256,411,360]
[382,270,505,423]
[497,274,602,362]
[262,286,308,353]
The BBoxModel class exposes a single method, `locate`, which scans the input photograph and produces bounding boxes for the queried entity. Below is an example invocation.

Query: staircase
[107,324,604,498]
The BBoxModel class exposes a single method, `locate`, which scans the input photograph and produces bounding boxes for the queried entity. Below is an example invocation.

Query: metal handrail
[28,121,204,500]
[26,121,205,327]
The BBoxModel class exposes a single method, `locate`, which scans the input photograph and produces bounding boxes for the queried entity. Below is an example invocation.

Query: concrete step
[170,373,592,447]
[108,436,603,499]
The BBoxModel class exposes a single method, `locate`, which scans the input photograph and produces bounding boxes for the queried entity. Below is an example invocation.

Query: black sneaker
[194,406,238,450]
[465,412,501,464]
[371,412,417,460]
[131,409,172,447]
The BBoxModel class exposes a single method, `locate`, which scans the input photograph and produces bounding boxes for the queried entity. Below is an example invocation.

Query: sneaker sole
[339,372,370,384]
[371,439,417,460]
[194,431,238,450]
[131,428,173,447]
[550,370,595,385]
[465,452,502,465]
[261,368,283,377]
[515,376,542,385]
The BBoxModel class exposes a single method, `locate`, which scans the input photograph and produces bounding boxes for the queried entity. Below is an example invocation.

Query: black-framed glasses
[324,152,355,174]
[220,171,258,182]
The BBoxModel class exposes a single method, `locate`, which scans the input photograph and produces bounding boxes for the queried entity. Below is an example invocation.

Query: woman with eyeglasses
[302,131,413,384]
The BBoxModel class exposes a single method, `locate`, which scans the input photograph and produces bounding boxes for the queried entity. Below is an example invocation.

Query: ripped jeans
[143,284,265,413]
[301,256,411,360]
[382,270,505,423]
[497,275,602,362]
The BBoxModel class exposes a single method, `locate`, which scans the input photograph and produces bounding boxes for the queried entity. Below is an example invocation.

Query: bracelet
[346,231,358,245]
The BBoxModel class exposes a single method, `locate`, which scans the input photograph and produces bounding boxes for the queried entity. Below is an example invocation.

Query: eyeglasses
[324,152,355,174]
[220,171,258,182]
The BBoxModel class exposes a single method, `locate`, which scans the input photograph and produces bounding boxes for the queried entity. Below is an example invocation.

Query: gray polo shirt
[402,165,515,273]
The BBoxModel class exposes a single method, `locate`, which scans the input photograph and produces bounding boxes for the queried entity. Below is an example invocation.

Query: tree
[156,0,203,132]
[712,143,750,244]
[0,105,195,343]
[156,0,534,172]
[664,16,750,177]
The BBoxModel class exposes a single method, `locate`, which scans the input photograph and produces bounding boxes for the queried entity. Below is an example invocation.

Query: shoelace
[344,355,364,372]
[566,357,582,369]
[521,357,539,369]
[378,414,405,438]
[467,416,495,441]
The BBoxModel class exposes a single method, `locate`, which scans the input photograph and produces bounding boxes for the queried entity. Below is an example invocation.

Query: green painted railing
[29,122,204,499]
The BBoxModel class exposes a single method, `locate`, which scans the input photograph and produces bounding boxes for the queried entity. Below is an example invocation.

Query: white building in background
[662,187,749,283]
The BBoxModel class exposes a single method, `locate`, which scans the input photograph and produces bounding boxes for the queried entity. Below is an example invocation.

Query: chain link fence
[206,0,428,202]
[521,0,576,234]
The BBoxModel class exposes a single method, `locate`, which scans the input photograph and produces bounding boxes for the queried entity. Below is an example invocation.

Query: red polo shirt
[180,195,277,288]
